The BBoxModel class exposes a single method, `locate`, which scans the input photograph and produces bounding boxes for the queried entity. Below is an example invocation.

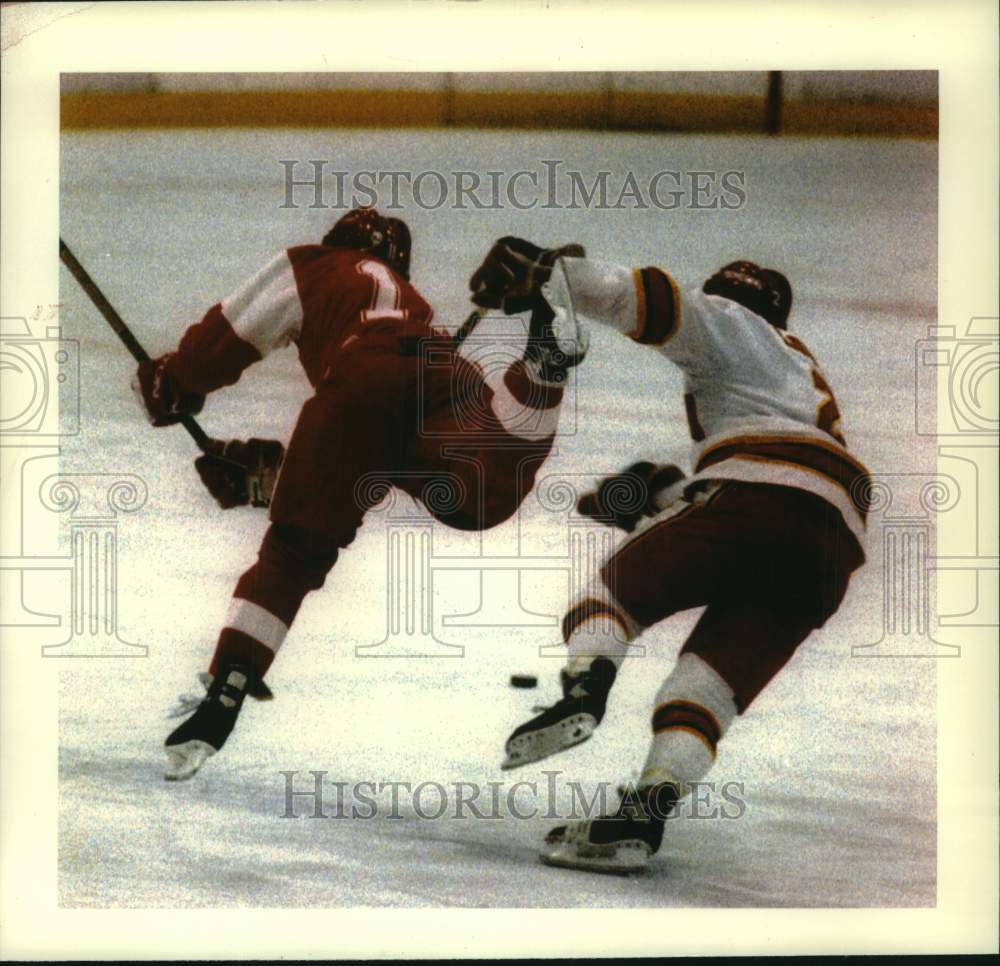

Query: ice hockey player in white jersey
[469,241,870,874]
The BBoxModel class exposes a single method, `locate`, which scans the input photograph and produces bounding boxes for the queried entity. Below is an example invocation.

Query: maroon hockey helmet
[703,260,792,330]
[384,217,412,280]
[322,207,412,279]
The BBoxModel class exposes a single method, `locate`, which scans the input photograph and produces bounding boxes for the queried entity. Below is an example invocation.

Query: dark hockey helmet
[322,207,412,279]
[384,217,412,280]
[703,260,792,330]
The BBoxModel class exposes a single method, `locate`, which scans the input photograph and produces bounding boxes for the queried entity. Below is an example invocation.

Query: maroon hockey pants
[210,335,562,677]
[599,482,865,711]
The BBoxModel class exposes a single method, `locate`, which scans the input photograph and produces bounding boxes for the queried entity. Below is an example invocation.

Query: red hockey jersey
[165,245,435,394]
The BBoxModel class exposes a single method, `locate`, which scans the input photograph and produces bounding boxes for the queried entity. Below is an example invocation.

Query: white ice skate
[540,783,678,876]
[501,657,617,770]
[502,705,600,770]
[163,663,257,782]
[164,741,217,782]
[541,820,656,876]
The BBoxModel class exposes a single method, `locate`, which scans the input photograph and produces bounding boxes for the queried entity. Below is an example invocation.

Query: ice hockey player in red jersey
[472,241,870,874]
[134,209,586,780]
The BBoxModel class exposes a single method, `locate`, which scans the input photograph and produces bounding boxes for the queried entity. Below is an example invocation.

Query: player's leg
[632,590,821,795]
[165,353,410,780]
[501,488,729,769]
[633,526,858,793]
[404,290,585,531]
[540,594,821,875]
[509,484,862,770]
[499,591,636,770]
[540,488,864,873]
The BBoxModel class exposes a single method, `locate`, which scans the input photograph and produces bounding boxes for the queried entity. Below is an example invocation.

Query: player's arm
[469,236,586,313]
[468,238,698,352]
[551,258,728,377]
[134,249,305,426]
[556,259,690,346]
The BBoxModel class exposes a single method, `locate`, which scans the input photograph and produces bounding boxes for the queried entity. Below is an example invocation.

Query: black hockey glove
[469,237,586,313]
[577,461,687,532]
[132,354,205,427]
[195,438,285,509]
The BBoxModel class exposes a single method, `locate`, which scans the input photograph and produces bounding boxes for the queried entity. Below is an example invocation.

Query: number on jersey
[781,333,845,444]
[357,259,408,324]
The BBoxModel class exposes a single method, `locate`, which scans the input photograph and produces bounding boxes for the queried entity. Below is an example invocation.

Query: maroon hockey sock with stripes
[208,524,340,679]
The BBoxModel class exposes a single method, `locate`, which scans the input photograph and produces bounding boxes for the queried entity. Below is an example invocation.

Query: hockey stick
[61,238,276,702]
[453,306,485,344]
[58,238,213,453]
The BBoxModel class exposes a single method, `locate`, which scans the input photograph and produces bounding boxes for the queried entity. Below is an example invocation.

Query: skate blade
[540,839,651,876]
[500,713,596,770]
[164,740,215,781]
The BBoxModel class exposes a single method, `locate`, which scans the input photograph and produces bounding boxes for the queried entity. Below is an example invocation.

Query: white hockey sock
[562,594,638,676]
[560,258,638,334]
[490,357,564,441]
[640,653,737,795]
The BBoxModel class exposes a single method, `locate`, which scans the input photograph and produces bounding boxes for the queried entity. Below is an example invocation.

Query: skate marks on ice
[58,744,933,908]
[56,130,939,908]
[58,635,934,908]
[58,745,636,908]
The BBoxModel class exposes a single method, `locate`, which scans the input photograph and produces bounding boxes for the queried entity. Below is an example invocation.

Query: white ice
[56,129,937,907]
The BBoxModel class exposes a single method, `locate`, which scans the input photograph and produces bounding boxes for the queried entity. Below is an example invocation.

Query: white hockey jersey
[565,259,871,546]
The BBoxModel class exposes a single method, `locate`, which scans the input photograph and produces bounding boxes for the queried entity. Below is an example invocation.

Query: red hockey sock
[208,524,341,679]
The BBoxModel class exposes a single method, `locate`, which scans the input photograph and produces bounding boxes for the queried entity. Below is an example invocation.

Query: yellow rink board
[60,89,938,138]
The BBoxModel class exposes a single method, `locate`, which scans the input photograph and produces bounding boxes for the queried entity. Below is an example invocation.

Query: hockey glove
[469,237,586,313]
[194,438,285,509]
[577,461,686,532]
[132,354,205,427]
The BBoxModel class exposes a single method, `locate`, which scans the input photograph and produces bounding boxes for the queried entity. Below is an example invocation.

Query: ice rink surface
[57,129,937,907]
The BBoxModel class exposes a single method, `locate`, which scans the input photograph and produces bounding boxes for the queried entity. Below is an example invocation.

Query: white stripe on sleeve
[221,250,305,356]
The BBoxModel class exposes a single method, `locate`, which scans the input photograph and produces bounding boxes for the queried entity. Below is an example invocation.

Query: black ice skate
[501,657,617,770]
[524,255,589,384]
[541,783,679,876]
[164,662,256,781]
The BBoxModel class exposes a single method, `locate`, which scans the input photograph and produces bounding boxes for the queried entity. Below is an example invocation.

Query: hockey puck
[509,674,538,689]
